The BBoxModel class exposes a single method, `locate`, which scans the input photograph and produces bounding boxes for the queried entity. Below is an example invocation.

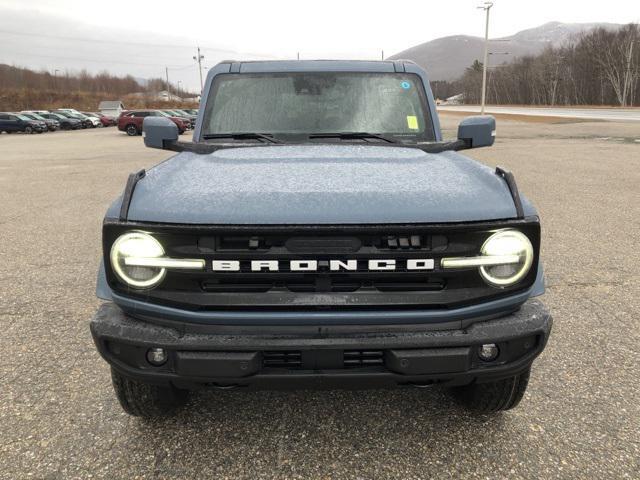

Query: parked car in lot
[162,109,195,129]
[0,112,46,134]
[79,112,105,127]
[174,109,198,128]
[85,112,117,127]
[53,110,95,128]
[181,108,199,116]
[39,112,82,130]
[74,112,102,128]
[118,110,189,136]
[20,112,60,131]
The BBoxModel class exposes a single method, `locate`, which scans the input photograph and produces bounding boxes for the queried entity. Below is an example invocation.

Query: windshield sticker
[407,115,419,130]
[400,81,411,90]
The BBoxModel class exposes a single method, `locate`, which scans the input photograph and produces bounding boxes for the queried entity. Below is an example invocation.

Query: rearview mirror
[457,115,496,149]
[143,116,179,150]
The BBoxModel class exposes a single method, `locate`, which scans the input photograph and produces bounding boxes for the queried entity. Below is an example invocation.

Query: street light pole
[478,1,493,115]
[193,47,205,93]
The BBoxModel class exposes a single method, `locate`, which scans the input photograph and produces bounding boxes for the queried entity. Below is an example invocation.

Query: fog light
[146,347,168,366]
[478,343,499,362]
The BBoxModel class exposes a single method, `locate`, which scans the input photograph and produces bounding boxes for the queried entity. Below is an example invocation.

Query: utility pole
[297,52,300,60]
[165,67,170,98]
[381,49,384,60]
[193,47,205,93]
[478,1,493,114]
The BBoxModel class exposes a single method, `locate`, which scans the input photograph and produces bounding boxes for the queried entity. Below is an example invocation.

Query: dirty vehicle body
[91,60,552,418]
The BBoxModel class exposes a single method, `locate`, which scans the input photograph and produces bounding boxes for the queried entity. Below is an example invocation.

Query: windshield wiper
[202,133,282,144]
[308,132,397,143]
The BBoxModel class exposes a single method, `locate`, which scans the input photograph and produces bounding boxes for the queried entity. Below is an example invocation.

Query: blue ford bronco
[91,60,552,418]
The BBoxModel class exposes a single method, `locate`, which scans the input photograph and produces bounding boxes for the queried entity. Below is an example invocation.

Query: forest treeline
[433,24,639,106]
[0,64,195,111]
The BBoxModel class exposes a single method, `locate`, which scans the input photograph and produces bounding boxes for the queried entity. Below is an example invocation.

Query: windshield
[16,114,32,121]
[157,111,172,117]
[202,72,434,141]
[29,113,45,120]
[50,113,66,120]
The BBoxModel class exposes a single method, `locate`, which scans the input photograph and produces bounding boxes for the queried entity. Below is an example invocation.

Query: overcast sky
[0,0,638,91]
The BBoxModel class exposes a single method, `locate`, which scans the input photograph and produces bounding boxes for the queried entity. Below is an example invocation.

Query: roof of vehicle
[212,59,417,74]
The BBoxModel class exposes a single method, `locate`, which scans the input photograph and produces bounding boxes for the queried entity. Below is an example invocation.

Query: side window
[0,114,8,120]
[8,115,17,121]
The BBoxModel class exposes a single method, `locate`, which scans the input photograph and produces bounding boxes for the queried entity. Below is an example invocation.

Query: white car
[56,109,101,127]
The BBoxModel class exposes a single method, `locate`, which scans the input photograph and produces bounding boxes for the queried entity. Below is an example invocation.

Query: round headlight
[479,230,533,287]
[110,232,166,288]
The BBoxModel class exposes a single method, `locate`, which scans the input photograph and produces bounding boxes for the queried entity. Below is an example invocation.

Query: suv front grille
[104,221,540,310]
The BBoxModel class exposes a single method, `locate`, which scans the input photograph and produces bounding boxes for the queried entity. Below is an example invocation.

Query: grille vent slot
[343,350,384,368]
[263,351,302,369]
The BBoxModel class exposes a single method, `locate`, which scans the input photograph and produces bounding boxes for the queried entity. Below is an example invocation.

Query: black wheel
[24,126,33,134]
[451,368,530,413]
[110,368,188,418]
[125,124,139,136]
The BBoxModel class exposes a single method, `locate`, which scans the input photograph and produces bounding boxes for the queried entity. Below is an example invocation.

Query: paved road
[439,105,640,122]
[0,121,639,479]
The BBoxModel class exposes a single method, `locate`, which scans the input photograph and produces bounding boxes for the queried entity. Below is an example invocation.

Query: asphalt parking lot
[1,117,639,479]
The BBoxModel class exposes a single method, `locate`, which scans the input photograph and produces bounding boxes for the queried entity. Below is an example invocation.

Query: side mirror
[457,115,496,149]
[143,116,179,150]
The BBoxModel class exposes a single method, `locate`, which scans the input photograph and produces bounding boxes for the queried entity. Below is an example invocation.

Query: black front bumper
[90,299,552,390]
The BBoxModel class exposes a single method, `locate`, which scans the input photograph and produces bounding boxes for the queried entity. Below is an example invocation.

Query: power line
[1,48,196,69]
[0,29,271,57]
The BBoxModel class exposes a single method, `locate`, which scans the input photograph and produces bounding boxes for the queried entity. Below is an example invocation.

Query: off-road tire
[451,368,530,413]
[110,368,188,418]
[125,124,139,136]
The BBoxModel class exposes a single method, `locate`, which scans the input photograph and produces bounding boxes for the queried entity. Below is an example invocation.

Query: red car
[118,110,189,136]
